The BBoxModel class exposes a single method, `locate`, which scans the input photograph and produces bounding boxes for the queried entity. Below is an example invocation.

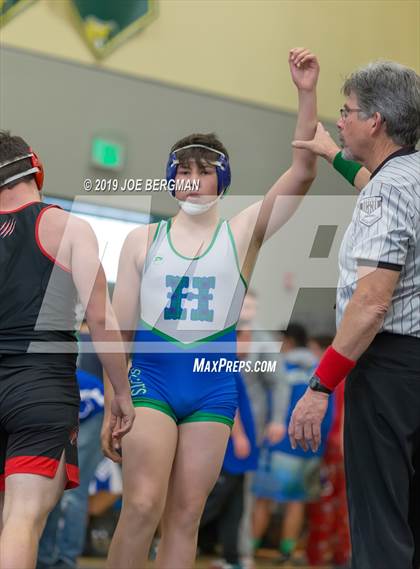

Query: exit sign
[91,137,124,170]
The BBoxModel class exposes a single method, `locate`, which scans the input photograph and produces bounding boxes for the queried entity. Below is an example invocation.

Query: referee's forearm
[332,297,387,361]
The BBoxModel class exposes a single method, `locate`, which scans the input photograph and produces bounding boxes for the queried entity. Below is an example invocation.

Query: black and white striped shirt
[337,149,420,337]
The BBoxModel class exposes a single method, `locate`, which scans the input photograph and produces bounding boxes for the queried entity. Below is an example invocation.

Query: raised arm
[288,48,319,181]
[236,48,319,246]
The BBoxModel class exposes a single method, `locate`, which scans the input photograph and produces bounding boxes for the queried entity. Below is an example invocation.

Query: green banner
[71,0,156,59]
[0,0,35,26]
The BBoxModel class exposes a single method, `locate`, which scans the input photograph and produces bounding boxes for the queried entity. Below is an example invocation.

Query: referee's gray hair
[343,61,420,147]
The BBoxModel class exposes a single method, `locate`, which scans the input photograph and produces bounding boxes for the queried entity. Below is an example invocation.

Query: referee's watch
[309,375,332,395]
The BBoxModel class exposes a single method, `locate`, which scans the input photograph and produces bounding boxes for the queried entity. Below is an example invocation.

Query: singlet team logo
[0,219,16,238]
[164,275,216,322]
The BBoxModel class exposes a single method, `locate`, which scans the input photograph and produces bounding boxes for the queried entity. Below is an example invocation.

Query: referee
[288,61,420,568]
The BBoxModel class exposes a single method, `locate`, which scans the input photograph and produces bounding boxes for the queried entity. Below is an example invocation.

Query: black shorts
[0,353,80,491]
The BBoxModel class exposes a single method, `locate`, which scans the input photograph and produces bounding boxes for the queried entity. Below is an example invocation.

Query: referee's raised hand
[288,388,329,452]
[292,122,339,163]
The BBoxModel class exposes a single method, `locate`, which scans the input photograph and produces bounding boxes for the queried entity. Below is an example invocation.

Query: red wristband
[315,346,356,391]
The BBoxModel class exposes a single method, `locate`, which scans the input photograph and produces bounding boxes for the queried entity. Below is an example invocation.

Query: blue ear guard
[165,144,231,196]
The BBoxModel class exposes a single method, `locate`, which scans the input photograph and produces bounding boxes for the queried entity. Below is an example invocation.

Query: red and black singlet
[0,201,78,354]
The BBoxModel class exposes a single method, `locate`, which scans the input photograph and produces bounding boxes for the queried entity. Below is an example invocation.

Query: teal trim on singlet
[132,397,177,422]
[151,220,162,245]
[138,217,247,349]
[166,218,224,260]
[131,398,235,428]
[179,411,234,428]
[226,220,249,291]
[139,318,237,349]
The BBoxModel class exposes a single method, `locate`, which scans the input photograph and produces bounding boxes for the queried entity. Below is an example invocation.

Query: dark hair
[279,323,308,348]
[309,334,333,351]
[170,133,229,168]
[0,131,34,189]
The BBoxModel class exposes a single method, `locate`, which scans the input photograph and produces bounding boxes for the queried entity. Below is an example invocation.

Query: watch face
[309,375,319,389]
[309,375,330,394]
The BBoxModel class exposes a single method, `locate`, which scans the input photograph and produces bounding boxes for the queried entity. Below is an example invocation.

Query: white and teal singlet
[130,218,248,425]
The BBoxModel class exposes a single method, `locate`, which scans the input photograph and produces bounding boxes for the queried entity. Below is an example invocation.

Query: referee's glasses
[340,106,362,120]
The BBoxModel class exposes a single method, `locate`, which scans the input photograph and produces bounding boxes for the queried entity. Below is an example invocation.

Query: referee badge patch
[359,196,382,226]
